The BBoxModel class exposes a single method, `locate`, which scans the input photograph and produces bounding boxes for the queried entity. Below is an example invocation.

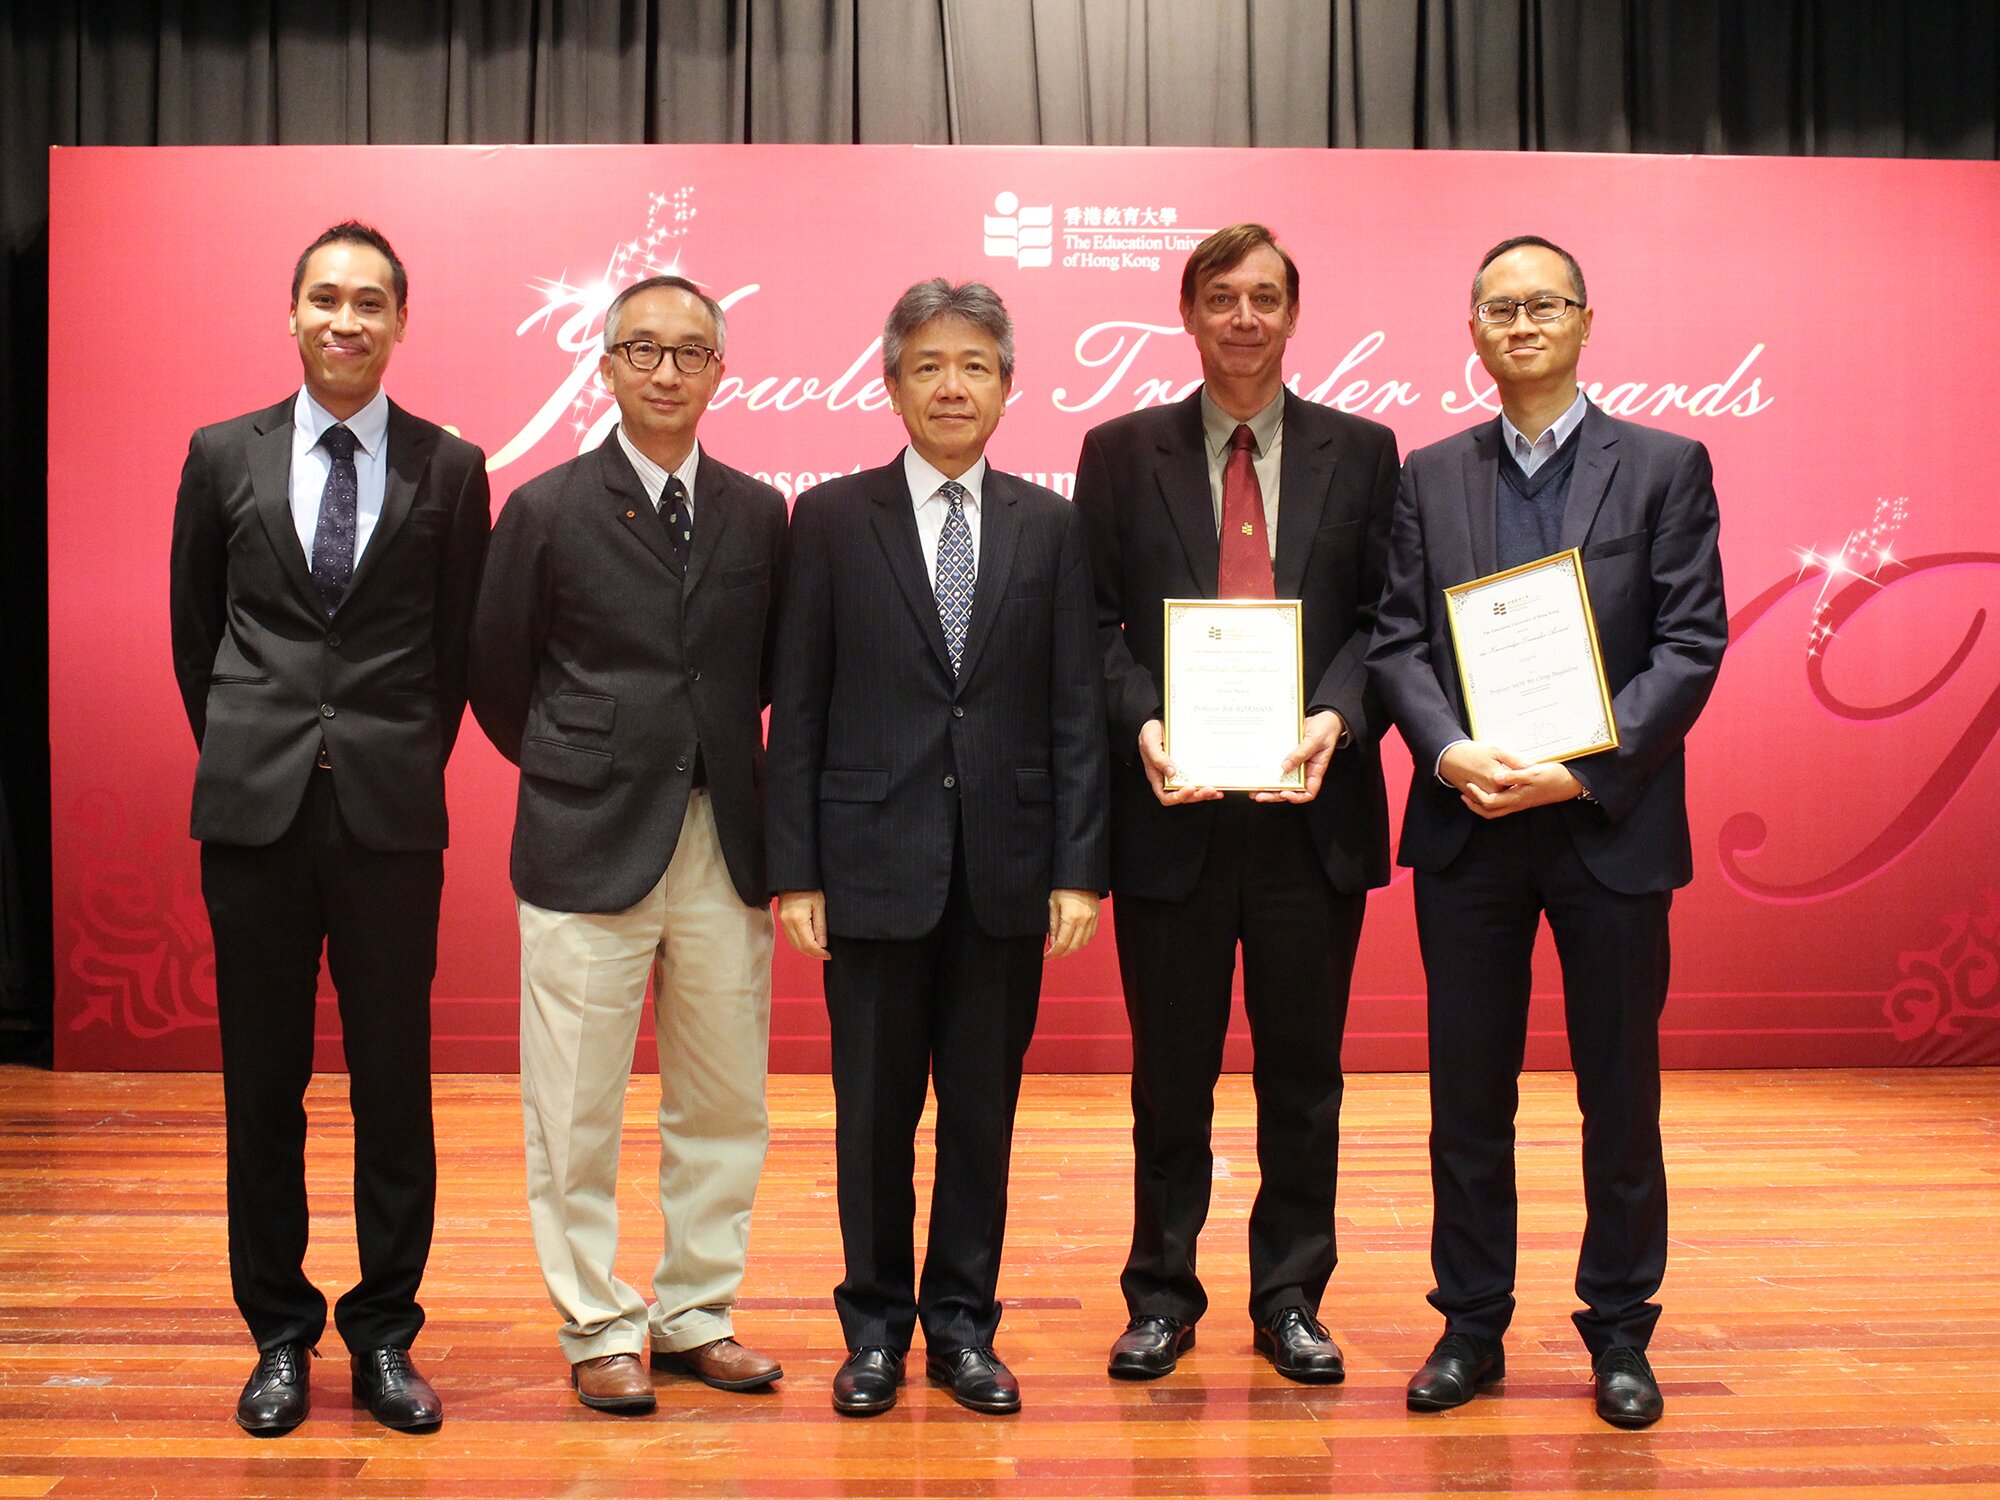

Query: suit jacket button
[320,703,335,718]
[675,755,689,772]
[951,705,964,717]
[326,631,341,648]
[943,775,956,789]
[690,669,702,682]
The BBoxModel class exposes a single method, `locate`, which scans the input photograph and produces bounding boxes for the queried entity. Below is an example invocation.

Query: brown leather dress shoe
[572,1352,656,1413]
[651,1336,783,1391]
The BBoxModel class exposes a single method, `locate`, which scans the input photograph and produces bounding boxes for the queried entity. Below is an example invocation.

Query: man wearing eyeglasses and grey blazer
[470,275,789,1414]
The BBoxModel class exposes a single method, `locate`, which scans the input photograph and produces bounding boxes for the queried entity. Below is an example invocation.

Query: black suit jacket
[1366,404,1728,894]
[1073,389,1399,901]
[169,396,491,850]
[469,439,788,914]
[765,457,1108,942]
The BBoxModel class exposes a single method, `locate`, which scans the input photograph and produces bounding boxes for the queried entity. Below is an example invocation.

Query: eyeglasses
[608,339,719,374]
[1474,294,1583,325]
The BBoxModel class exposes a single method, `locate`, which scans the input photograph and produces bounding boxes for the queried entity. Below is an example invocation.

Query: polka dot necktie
[661,474,693,568]
[310,423,358,615]
[934,480,975,676]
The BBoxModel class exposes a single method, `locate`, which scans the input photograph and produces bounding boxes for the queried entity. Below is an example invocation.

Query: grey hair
[881,278,1015,384]
[1471,235,1587,308]
[603,274,728,355]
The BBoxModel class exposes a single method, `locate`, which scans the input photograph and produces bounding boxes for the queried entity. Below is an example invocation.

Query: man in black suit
[766,278,1107,1417]
[170,221,490,1435]
[1367,236,1727,1428]
[470,276,789,1414]
[1073,223,1398,1384]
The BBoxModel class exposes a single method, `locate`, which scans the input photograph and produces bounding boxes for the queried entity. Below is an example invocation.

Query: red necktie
[1217,423,1274,598]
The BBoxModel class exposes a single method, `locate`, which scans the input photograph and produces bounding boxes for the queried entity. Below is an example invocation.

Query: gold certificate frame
[1161,598,1306,792]
[1443,549,1619,763]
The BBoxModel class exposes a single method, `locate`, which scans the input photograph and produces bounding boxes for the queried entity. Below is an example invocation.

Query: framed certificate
[1161,599,1305,791]
[1444,549,1618,763]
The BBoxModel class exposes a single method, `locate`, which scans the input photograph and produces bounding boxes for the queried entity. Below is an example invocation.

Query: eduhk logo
[983,191,1054,268]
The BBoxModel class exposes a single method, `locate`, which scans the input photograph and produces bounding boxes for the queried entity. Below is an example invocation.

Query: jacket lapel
[342,401,434,606]
[684,449,738,595]
[954,469,1020,687]
[1272,390,1334,599]
[869,459,956,679]
[1558,405,1620,553]
[601,439,682,575]
[1156,393,1219,596]
[1463,420,1502,579]
[247,400,321,611]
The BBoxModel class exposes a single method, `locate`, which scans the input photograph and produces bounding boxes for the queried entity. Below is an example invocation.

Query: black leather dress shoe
[236,1343,312,1435]
[1108,1316,1195,1380]
[1593,1346,1663,1429]
[925,1346,1021,1414]
[351,1346,443,1432]
[1406,1332,1505,1411]
[1253,1307,1345,1384]
[832,1347,905,1417]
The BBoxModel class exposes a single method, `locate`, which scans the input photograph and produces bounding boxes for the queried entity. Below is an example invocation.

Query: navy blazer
[765,457,1108,942]
[1073,389,1400,901]
[469,438,788,913]
[1367,403,1728,894]
[169,396,491,851]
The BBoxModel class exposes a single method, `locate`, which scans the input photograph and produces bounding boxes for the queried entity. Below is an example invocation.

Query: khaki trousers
[518,791,775,1363]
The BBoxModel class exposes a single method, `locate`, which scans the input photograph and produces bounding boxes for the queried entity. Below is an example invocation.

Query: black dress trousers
[1112,796,1367,1327]
[1415,804,1673,1355]
[201,767,442,1353]
[822,832,1045,1353]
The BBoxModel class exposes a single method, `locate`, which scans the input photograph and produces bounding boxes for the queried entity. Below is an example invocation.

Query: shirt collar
[1499,388,1589,462]
[295,386,389,457]
[1199,386,1285,460]
[616,427,701,508]
[903,446,987,510]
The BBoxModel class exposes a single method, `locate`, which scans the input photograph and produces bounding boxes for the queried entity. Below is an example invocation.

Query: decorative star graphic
[1792,496,1909,658]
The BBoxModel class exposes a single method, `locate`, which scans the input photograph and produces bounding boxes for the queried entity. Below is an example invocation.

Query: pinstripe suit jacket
[765,455,1108,941]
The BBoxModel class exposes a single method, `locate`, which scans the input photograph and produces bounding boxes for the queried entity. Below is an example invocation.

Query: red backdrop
[46,145,2000,1072]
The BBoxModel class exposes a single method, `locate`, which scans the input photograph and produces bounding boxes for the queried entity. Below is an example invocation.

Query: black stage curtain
[2,1,1995,1051]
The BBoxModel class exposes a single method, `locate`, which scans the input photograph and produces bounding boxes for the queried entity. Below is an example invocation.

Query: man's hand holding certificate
[1158,600,1308,795]
[1439,548,1618,816]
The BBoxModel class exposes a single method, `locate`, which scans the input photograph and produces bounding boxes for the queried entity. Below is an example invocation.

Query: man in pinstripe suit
[766,279,1108,1418]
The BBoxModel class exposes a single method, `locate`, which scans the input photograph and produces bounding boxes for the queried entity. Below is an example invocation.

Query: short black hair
[1472,235,1586,308]
[291,221,408,309]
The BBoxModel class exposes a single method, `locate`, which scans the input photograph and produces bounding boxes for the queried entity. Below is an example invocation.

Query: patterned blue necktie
[311,423,358,615]
[934,479,975,676]
[661,473,693,568]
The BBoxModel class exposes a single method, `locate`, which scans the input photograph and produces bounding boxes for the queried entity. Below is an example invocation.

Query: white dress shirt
[616,426,702,516]
[903,446,986,583]
[290,387,390,566]
[1499,388,1589,476]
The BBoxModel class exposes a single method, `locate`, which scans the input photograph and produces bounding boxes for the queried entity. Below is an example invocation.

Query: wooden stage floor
[1,1065,1997,1498]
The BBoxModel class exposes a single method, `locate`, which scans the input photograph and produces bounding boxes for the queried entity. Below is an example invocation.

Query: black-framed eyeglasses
[608,339,719,374]
[1474,294,1583,325]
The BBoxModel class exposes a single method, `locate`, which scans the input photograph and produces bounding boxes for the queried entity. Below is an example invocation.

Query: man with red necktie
[1073,222,1400,1385]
